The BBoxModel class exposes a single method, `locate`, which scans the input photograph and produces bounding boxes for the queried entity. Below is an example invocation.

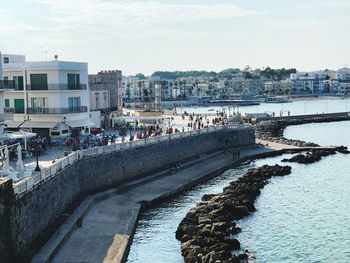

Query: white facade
[2,54,96,137]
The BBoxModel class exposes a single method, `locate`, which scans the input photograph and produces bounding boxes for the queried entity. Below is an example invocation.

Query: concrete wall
[0,128,254,262]
[256,112,350,123]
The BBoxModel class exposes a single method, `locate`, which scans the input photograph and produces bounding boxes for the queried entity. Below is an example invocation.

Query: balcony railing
[0,80,15,90]
[26,84,87,91]
[27,106,88,114]
[5,106,87,115]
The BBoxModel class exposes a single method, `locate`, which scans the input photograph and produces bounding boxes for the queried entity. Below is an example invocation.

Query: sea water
[127,114,350,263]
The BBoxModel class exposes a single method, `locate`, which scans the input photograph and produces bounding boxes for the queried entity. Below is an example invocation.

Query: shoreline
[176,147,348,262]
[32,141,344,263]
[32,118,349,263]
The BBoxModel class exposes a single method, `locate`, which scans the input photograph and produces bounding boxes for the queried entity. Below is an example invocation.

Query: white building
[1,53,96,138]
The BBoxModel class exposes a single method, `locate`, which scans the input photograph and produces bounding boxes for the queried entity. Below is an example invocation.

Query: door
[14,99,25,113]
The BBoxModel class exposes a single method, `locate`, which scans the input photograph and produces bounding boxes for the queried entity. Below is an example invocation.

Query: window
[51,131,60,136]
[13,76,24,90]
[62,130,69,134]
[95,93,100,109]
[3,57,9,63]
[68,97,81,111]
[31,97,48,108]
[104,92,107,101]
[30,74,48,90]
[68,74,80,89]
[5,99,9,108]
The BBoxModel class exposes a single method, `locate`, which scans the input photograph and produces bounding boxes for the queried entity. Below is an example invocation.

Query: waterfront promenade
[31,132,346,263]
[34,135,344,263]
[33,146,272,263]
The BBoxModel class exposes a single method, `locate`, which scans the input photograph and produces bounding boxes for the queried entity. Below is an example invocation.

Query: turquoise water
[179,98,350,116]
[127,104,350,262]
[235,121,350,262]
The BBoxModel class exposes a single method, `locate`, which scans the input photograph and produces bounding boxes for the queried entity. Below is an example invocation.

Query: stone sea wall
[255,112,350,147]
[0,128,255,262]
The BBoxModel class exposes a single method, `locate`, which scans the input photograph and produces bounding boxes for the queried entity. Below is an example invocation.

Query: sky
[1,0,350,75]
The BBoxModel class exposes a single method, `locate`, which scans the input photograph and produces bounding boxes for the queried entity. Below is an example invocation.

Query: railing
[4,107,24,114]
[0,80,15,90]
[27,106,88,114]
[26,84,87,91]
[12,124,251,196]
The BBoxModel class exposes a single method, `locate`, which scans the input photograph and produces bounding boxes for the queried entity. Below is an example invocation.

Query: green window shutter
[68,74,75,89]
[30,74,48,90]
[68,74,80,89]
[18,76,24,90]
[76,74,80,87]
[14,99,25,113]
[13,76,18,89]
[5,99,9,108]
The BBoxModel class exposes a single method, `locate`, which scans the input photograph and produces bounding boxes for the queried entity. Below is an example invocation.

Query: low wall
[0,127,254,262]
[255,112,350,123]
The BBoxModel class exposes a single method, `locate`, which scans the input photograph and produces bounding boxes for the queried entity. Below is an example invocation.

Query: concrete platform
[32,145,274,263]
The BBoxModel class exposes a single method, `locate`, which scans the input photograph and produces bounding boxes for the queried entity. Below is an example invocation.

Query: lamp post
[35,143,41,171]
[166,117,174,132]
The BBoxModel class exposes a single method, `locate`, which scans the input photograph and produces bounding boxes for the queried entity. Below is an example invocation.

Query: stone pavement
[256,138,300,150]
[34,146,273,263]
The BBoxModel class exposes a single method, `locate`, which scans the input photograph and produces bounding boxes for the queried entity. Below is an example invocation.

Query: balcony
[5,106,88,115]
[0,80,15,90]
[26,83,87,91]
[27,106,88,114]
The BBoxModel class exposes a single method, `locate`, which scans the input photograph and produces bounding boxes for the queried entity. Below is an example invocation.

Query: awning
[65,119,95,128]
[5,121,58,128]
[12,131,37,139]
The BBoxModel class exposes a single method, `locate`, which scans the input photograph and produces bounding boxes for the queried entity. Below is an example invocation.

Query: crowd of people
[183,112,229,131]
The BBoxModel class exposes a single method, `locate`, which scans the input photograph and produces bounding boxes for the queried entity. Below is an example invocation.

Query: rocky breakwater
[255,120,319,147]
[282,147,350,164]
[176,164,292,263]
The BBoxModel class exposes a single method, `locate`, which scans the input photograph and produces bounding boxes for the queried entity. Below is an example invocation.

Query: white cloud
[0,23,43,35]
[0,8,8,18]
[29,0,264,37]
[325,1,350,7]
[263,19,317,30]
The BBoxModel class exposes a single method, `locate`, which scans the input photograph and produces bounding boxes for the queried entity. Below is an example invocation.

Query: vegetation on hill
[142,67,297,81]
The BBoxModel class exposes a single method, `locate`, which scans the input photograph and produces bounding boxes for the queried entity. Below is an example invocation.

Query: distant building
[89,70,122,127]
[1,53,95,137]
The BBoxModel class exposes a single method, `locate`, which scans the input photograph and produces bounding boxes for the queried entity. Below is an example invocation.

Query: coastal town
[1,1,350,262]
[0,51,349,263]
[0,51,349,179]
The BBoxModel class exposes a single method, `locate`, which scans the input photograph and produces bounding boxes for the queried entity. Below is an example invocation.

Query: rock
[198,216,211,224]
[177,165,293,263]
[202,194,216,201]
[237,253,248,260]
[202,251,220,263]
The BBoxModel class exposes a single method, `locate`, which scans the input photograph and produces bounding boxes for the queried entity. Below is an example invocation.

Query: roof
[5,121,58,128]
[65,119,95,127]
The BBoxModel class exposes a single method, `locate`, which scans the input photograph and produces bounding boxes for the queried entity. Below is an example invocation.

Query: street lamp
[166,117,174,131]
[35,143,41,171]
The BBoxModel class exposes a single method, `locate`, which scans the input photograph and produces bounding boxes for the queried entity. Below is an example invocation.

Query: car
[90,127,104,135]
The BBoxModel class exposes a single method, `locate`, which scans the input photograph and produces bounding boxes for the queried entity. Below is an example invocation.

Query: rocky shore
[282,147,350,164]
[176,164,292,263]
[254,120,319,147]
[254,116,350,147]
